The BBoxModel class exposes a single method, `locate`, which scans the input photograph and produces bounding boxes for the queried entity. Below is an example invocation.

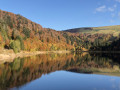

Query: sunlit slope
[64,25,120,36]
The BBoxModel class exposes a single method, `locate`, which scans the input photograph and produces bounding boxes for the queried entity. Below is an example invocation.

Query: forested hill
[0,10,120,53]
[0,10,76,52]
[64,25,120,51]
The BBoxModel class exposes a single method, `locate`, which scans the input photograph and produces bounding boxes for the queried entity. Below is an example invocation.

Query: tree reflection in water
[0,53,120,89]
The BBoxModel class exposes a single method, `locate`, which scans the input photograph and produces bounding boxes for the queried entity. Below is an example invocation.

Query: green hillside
[64,25,120,36]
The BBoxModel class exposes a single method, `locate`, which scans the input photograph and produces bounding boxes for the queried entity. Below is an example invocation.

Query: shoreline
[1,50,120,63]
[89,51,120,53]
[0,50,71,63]
[76,51,120,53]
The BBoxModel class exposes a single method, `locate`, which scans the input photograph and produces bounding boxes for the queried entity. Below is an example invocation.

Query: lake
[0,52,120,90]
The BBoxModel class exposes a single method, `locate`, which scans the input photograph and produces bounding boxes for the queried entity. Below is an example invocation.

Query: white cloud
[118,12,120,16]
[108,4,117,12]
[95,5,106,12]
[111,13,115,17]
[95,4,117,13]
[115,0,120,3]
[110,19,114,23]
[108,7,114,12]
[113,4,117,8]
[118,12,120,18]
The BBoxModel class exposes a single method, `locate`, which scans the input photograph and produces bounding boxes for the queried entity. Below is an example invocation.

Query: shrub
[6,16,13,28]
[10,40,21,53]
[22,27,31,38]
[51,44,55,50]
[58,36,60,40]
[16,35,24,50]
[47,37,49,42]
[0,24,9,42]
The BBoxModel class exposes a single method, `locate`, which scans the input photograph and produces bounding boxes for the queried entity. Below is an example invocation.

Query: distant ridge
[64,25,120,34]
[64,27,93,33]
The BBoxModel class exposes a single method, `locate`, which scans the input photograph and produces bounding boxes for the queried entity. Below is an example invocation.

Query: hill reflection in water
[0,52,120,89]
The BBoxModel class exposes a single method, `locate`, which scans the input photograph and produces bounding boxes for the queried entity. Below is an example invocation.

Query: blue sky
[0,0,120,30]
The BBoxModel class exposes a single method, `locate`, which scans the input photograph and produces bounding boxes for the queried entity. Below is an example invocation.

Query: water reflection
[0,53,120,89]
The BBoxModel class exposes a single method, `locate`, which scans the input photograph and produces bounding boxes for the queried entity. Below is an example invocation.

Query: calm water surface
[0,53,120,90]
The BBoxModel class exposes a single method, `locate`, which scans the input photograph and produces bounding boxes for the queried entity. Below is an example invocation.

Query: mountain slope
[64,25,120,36]
[0,10,120,53]
[0,10,76,52]
[64,26,120,51]
[64,27,93,33]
